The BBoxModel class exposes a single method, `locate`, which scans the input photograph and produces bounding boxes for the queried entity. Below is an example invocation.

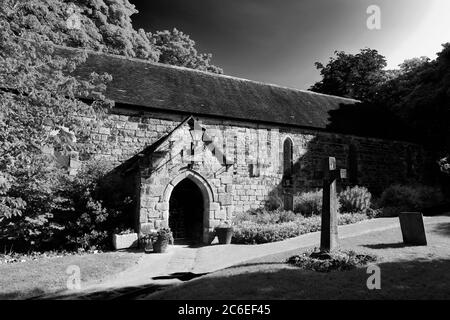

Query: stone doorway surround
[131,116,235,244]
[163,170,215,244]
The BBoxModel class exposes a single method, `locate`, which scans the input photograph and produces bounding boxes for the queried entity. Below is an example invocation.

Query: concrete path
[47,216,424,299]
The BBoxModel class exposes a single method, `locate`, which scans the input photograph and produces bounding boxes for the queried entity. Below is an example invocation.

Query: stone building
[65,47,427,244]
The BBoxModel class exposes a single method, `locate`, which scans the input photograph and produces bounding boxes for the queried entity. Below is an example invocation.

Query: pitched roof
[58,46,359,130]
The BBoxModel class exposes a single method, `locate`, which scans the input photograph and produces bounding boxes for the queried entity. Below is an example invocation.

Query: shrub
[232,211,369,244]
[265,189,284,211]
[232,220,319,244]
[339,186,372,214]
[294,190,323,216]
[378,184,444,217]
[338,213,368,225]
[0,159,134,252]
[232,209,297,226]
[54,160,134,250]
[287,249,377,272]
[0,155,67,252]
[278,210,297,223]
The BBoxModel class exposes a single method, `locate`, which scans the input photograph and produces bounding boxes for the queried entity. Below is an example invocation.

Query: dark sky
[129,0,448,90]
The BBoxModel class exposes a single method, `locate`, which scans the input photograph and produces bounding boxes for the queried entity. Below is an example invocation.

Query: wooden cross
[320,157,346,252]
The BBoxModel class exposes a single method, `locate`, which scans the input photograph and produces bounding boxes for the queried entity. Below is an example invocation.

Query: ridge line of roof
[55,44,360,103]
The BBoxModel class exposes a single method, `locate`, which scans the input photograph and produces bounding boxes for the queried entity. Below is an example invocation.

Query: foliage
[439,156,450,175]
[3,0,159,60]
[338,213,369,225]
[264,189,284,211]
[155,228,174,245]
[233,209,297,225]
[294,190,353,216]
[0,0,219,252]
[339,186,372,214]
[0,9,114,251]
[293,190,323,216]
[310,44,450,168]
[150,28,223,74]
[215,221,233,229]
[54,160,133,250]
[310,48,389,101]
[287,249,377,273]
[3,0,222,73]
[232,210,369,244]
[378,184,445,217]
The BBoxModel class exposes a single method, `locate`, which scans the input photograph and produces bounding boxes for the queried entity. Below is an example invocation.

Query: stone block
[215,210,226,220]
[146,184,165,196]
[156,202,169,211]
[147,208,161,218]
[218,194,232,206]
[220,176,233,184]
[399,212,427,246]
[210,202,220,211]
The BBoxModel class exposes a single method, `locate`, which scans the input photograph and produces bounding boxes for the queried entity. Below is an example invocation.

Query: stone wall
[78,106,427,240]
[84,106,426,192]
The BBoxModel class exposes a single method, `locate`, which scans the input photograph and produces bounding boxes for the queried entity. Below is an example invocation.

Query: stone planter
[153,239,169,253]
[112,233,138,250]
[215,227,233,244]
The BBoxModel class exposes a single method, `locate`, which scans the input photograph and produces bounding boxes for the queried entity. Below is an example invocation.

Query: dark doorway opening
[169,179,204,243]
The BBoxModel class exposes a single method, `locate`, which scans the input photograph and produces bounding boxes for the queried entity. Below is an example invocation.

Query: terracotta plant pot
[153,239,169,253]
[216,227,233,244]
[141,237,153,253]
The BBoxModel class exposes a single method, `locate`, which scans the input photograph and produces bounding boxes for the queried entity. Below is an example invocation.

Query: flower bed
[287,249,377,272]
[232,211,369,244]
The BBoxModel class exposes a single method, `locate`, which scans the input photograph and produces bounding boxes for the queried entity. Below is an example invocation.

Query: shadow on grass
[432,222,450,237]
[363,243,409,249]
[0,288,47,300]
[149,258,450,300]
[32,283,173,300]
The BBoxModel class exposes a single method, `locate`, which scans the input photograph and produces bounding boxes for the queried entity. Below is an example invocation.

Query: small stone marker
[399,212,427,246]
[320,157,346,252]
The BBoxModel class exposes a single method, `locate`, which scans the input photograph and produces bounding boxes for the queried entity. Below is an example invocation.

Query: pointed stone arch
[162,170,216,244]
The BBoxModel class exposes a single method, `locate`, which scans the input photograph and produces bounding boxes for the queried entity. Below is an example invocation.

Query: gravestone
[320,157,346,252]
[399,212,427,246]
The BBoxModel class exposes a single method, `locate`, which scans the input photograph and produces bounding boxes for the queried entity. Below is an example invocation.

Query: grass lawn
[148,215,450,300]
[0,251,142,299]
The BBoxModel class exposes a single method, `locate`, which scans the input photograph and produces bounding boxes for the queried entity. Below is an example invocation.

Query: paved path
[46,216,435,299]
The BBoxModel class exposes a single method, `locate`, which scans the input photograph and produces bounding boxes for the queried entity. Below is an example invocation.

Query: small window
[283,138,294,179]
[348,144,358,185]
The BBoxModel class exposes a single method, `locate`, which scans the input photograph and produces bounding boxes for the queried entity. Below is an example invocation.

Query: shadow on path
[152,272,208,281]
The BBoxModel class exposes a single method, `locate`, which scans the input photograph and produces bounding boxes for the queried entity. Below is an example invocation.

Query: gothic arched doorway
[169,178,204,243]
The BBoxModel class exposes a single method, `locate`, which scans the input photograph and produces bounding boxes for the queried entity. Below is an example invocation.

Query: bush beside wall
[378,184,445,217]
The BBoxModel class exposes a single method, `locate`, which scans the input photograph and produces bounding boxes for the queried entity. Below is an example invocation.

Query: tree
[387,44,450,165]
[4,0,159,60]
[310,48,388,101]
[149,28,223,74]
[0,8,112,249]
[312,44,450,179]
[4,0,222,73]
